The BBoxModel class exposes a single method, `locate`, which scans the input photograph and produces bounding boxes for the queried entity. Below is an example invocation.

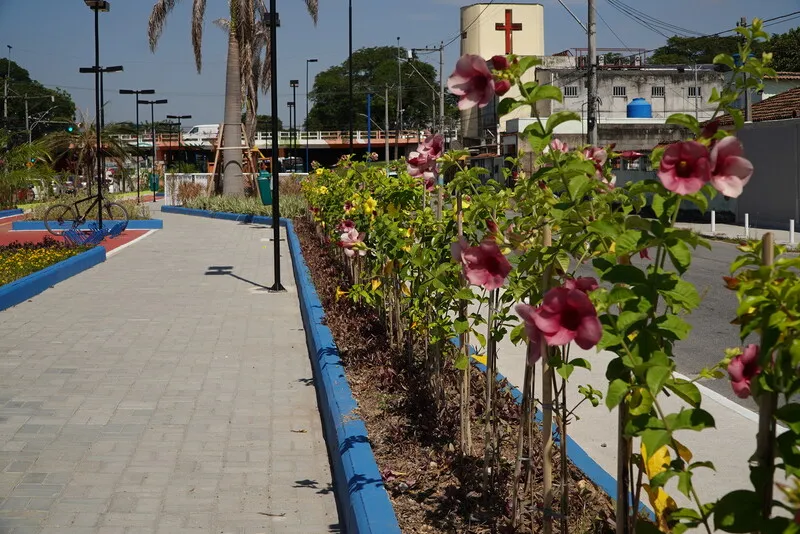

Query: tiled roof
[717,86,800,125]
[766,72,800,80]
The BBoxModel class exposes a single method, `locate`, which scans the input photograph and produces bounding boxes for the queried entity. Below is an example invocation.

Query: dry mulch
[295,217,616,533]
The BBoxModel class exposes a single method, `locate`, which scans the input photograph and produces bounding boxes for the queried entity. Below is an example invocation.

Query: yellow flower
[371,279,382,291]
[335,287,348,301]
[317,185,329,195]
[363,197,377,215]
[315,167,324,176]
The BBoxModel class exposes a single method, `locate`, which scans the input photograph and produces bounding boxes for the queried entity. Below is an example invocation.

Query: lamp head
[290,80,299,87]
[84,0,110,12]
[308,58,318,63]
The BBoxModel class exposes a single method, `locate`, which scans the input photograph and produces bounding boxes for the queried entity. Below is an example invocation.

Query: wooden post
[755,232,777,521]
[541,225,554,534]
[457,191,472,455]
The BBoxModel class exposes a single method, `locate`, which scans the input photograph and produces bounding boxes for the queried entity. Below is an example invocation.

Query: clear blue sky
[0,0,798,130]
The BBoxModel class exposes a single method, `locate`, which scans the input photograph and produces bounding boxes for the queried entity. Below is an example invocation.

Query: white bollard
[745,213,750,239]
[711,210,716,234]
[791,219,796,246]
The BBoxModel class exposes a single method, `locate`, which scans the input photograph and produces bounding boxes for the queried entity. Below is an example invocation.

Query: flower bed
[0,237,90,286]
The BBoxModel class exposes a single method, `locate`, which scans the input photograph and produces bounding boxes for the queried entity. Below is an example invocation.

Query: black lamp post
[290,80,298,167]
[119,88,155,201]
[137,98,167,202]
[268,0,284,292]
[348,0,353,152]
[166,114,191,164]
[82,0,113,229]
[287,101,295,162]
[305,58,317,173]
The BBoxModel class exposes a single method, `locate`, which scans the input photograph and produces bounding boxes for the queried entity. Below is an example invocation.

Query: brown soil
[295,217,616,533]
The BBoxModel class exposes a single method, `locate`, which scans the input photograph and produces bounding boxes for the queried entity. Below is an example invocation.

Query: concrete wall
[735,119,800,229]
[535,69,725,120]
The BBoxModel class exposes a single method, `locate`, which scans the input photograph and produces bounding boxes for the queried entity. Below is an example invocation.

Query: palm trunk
[222,28,244,196]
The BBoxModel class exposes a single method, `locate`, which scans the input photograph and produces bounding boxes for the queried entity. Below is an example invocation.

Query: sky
[0,0,798,130]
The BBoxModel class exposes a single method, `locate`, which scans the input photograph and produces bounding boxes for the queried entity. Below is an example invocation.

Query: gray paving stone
[0,212,339,532]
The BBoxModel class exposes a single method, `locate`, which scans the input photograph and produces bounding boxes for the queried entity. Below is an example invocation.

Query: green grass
[183,193,307,219]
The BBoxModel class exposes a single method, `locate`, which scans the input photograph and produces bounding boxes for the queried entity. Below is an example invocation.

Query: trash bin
[257,171,272,205]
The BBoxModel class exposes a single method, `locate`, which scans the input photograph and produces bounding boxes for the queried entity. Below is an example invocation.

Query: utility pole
[694,64,699,120]
[3,45,10,123]
[439,41,445,136]
[396,37,402,160]
[587,0,598,146]
[385,85,390,168]
[24,94,29,143]
[738,17,752,122]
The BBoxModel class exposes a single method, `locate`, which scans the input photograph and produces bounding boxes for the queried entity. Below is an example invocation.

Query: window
[564,86,579,98]
[651,86,666,98]
[688,86,702,98]
[612,86,627,98]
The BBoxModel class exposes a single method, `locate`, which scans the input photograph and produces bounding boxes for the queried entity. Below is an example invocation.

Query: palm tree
[148,1,318,195]
[43,111,130,196]
[0,131,54,207]
[215,1,318,149]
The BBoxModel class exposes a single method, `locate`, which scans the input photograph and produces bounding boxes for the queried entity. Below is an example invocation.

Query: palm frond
[148,0,178,52]
[191,0,207,73]
[213,18,230,32]
[304,0,319,25]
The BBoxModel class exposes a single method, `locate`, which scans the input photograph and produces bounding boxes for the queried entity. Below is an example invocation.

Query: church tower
[459,3,545,145]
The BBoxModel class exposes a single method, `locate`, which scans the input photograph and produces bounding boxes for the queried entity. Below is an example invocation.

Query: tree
[306,46,455,132]
[215,1,318,147]
[0,59,76,146]
[241,113,283,132]
[0,130,54,207]
[768,27,800,71]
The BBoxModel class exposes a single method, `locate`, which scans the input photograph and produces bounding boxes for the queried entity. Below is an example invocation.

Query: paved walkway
[0,209,340,533]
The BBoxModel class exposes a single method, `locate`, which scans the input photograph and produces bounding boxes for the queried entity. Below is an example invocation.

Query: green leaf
[606,379,629,409]
[713,53,736,70]
[714,490,762,532]
[517,56,541,74]
[617,311,647,332]
[454,318,469,335]
[528,84,564,104]
[588,219,619,239]
[556,363,575,380]
[555,250,571,273]
[629,387,654,416]
[677,471,693,498]
[665,408,715,431]
[568,174,593,202]
[616,230,643,255]
[663,279,701,310]
[641,429,671,456]
[609,286,637,305]
[455,288,474,300]
[666,378,702,407]
[775,404,800,434]
[571,358,591,371]
[635,521,663,534]
[667,240,692,274]
[652,193,665,218]
[454,351,469,370]
[646,365,672,396]
[666,113,701,136]
[545,111,580,134]
[601,265,647,285]
[497,97,525,117]
[656,315,692,341]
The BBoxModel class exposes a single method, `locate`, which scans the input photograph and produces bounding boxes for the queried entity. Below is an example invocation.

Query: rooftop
[718,86,800,125]
[765,72,800,81]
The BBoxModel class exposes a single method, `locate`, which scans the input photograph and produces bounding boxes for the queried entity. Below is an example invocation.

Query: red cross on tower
[495,9,523,55]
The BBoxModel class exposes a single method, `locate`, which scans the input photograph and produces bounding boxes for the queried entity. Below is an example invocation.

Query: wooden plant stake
[541,225,555,534]
[483,289,499,493]
[512,341,535,527]
[457,192,472,455]
[756,232,777,521]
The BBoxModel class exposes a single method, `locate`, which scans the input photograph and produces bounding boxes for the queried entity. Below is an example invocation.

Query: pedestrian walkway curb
[12,220,164,231]
[161,206,402,534]
[0,208,23,219]
[0,246,106,312]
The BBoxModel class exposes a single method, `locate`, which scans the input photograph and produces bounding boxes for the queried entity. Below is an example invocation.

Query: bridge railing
[110,130,458,146]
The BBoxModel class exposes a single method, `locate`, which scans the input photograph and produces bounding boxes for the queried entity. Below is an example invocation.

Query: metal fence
[164,173,212,206]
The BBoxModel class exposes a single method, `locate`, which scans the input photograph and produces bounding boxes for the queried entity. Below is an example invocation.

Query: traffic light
[67,125,74,132]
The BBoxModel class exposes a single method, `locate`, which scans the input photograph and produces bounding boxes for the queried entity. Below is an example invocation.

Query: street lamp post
[80,64,122,200]
[3,45,11,124]
[138,98,167,203]
[287,101,295,163]
[83,0,111,228]
[348,0,353,152]
[167,114,192,164]
[119,88,155,200]
[290,80,298,168]
[305,58,318,173]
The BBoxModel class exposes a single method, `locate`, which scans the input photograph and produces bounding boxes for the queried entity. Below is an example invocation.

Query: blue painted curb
[162,206,402,534]
[0,246,106,312]
[449,336,654,520]
[0,208,23,218]
[12,220,163,231]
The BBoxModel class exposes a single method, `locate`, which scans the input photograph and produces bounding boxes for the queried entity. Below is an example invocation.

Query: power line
[441,1,497,50]
[593,5,637,53]
[607,0,703,37]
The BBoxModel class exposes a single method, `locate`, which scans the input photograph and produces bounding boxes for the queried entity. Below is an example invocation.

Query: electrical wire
[593,5,638,54]
[607,0,703,37]
[440,1,497,50]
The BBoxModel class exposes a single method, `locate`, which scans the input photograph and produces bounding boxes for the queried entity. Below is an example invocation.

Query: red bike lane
[0,215,149,253]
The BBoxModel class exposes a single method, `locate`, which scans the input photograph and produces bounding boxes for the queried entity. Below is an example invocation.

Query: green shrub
[183,193,307,218]
[28,194,152,220]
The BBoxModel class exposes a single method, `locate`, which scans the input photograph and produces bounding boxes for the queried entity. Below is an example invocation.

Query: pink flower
[495,79,511,96]
[486,219,500,239]
[529,286,602,349]
[728,344,761,399]
[544,139,569,154]
[407,133,444,180]
[423,176,436,192]
[701,120,719,140]
[583,146,608,166]
[620,150,643,159]
[639,249,652,261]
[709,136,753,198]
[344,201,354,213]
[564,277,599,294]
[419,133,444,160]
[337,219,355,232]
[369,152,379,161]
[491,55,509,71]
[657,141,711,195]
[515,304,544,365]
[451,237,512,291]
[339,228,366,258]
[447,54,496,110]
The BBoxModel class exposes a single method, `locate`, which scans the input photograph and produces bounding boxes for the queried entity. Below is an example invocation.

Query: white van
[183,124,220,145]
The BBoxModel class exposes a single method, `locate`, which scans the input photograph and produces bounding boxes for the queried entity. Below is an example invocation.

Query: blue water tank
[627,97,652,118]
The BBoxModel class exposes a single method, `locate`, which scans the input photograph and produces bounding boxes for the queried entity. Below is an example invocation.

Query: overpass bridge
[110,130,455,165]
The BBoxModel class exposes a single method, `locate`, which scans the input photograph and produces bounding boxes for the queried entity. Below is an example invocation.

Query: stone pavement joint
[0,211,341,533]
